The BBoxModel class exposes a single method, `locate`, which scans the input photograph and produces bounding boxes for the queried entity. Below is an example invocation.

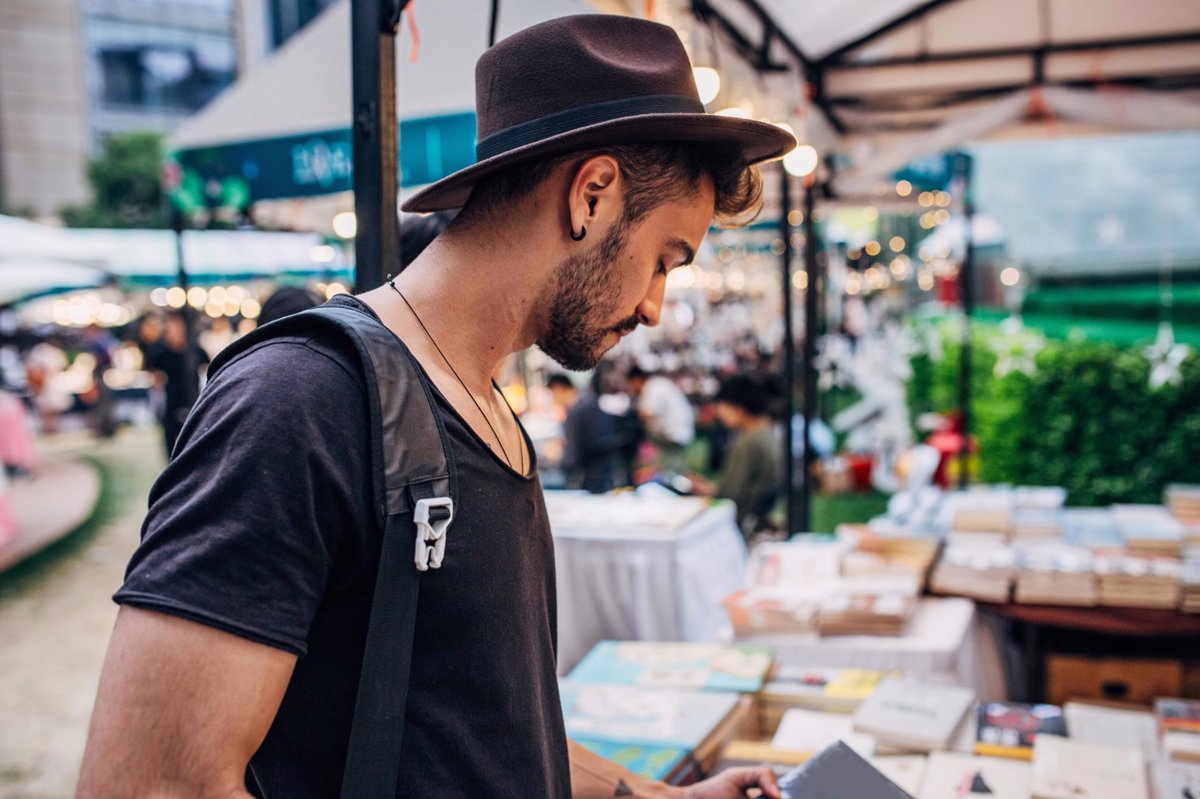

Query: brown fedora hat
[401,14,797,213]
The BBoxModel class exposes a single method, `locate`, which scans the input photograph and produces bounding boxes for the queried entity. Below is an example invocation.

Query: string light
[895,180,913,197]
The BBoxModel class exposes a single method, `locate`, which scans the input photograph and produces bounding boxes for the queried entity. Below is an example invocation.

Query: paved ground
[0,427,164,799]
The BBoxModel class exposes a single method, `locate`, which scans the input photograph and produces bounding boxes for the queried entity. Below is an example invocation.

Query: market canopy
[0,259,110,306]
[167,0,593,208]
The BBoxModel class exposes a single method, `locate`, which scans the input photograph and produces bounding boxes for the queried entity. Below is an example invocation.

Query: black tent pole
[780,166,796,536]
[351,0,405,294]
[801,179,819,532]
[957,152,975,489]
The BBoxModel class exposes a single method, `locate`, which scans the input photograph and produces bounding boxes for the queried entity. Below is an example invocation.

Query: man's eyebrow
[668,237,696,266]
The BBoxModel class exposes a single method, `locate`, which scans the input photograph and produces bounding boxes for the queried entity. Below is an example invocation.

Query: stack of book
[948,492,1013,546]
[1182,555,1200,613]
[851,679,976,754]
[837,524,941,586]
[758,666,893,732]
[974,702,1067,760]
[813,592,916,636]
[1112,504,1185,557]
[1158,697,1200,765]
[1010,508,1063,543]
[748,539,848,588]
[929,545,1016,603]
[1095,553,1182,609]
[567,641,774,693]
[1167,485,1200,526]
[559,681,750,783]
[1013,545,1098,606]
[918,751,1031,799]
[1029,734,1148,799]
[561,641,773,782]
[1061,508,1123,550]
[1012,486,1068,510]
[721,587,816,634]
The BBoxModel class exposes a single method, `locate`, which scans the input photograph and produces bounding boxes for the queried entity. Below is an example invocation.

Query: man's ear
[567,155,622,239]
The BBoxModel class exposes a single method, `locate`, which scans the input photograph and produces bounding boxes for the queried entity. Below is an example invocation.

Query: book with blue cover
[558,680,742,750]
[567,641,774,693]
[573,739,690,782]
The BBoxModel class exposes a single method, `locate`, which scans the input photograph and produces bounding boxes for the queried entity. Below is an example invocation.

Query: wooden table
[971,600,1200,702]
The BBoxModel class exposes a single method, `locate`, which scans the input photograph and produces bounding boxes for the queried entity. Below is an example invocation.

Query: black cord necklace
[385,275,524,475]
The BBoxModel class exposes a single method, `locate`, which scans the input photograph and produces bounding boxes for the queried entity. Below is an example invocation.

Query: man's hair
[715,373,778,418]
[455,141,763,229]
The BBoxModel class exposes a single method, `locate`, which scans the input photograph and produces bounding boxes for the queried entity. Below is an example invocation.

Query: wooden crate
[1045,655,1183,706]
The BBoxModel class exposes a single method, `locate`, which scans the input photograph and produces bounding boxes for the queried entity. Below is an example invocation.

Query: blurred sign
[168,111,476,212]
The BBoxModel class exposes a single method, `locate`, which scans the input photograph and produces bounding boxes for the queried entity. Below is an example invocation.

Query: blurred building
[0,0,240,218]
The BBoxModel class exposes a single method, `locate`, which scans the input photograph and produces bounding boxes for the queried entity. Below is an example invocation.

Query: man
[627,365,695,472]
[550,372,630,494]
[79,14,794,799]
[691,375,784,537]
[144,310,209,458]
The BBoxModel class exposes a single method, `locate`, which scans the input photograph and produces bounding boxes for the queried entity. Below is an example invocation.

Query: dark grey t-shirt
[115,296,571,798]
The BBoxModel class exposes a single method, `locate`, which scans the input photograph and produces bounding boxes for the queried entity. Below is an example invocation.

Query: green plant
[908,323,1200,505]
[59,131,169,228]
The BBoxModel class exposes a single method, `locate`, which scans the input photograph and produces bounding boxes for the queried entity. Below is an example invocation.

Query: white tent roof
[0,259,110,306]
[171,0,597,152]
[703,0,1200,135]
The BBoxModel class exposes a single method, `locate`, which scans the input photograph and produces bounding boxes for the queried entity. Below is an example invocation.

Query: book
[771,707,877,759]
[1153,759,1200,799]
[557,681,740,751]
[974,702,1066,760]
[566,641,774,693]
[852,679,976,753]
[572,739,690,782]
[1029,734,1148,799]
[761,666,892,715]
[716,739,810,770]
[1158,698,1200,735]
[778,740,915,799]
[918,751,1031,799]
[814,592,916,636]
[1063,701,1160,761]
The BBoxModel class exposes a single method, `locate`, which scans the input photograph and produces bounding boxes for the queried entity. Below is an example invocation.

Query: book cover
[763,666,891,709]
[567,641,774,693]
[1159,698,1200,734]
[1063,701,1160,761]
[1030,734,1147,799]
[870,756,928,797]
[573,739,689,782]
[778,740,914,799]
[558,680,740,750]
[974,702,1066,760]
[919,752,1031,799]
[1154,759,1200,799]
[852,679,976,752]
[771,708,877,758]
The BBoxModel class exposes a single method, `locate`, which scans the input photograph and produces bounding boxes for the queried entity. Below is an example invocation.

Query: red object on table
[844,454,874,490]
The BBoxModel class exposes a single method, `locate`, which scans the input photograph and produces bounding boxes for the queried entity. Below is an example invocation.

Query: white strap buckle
[413,496,454,571]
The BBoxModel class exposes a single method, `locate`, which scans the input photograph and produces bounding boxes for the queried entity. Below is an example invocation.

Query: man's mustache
[612,315,640,336]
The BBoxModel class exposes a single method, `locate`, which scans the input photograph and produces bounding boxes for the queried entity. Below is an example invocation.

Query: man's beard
[537,218,641,371]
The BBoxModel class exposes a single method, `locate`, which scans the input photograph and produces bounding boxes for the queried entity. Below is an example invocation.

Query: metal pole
[351,0,405,293]
[801,180,819,532]
[957,152,975,489]
[780,167,796,536]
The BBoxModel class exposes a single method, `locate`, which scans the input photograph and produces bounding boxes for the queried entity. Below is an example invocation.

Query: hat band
[475,94,705,161]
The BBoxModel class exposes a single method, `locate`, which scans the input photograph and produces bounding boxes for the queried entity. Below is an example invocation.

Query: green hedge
[908,328,1200,505]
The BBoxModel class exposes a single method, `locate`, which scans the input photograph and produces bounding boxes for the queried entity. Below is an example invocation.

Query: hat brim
[401,114,796,213]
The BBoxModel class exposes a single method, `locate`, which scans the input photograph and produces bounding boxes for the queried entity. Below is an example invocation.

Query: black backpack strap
[211,304,457,798]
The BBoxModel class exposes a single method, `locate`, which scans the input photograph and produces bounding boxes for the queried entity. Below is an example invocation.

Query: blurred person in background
[257,286,321,327]
[691,374,784,538]
[626,364,694,472]
[145,311,209,458]
[25,338,70,434]
[83,324,118,438]
[550,372,631,494]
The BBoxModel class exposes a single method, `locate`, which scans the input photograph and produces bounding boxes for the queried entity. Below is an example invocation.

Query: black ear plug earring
[570,225,587,241]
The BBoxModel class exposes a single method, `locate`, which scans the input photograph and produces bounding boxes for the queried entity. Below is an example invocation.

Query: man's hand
[683,767,781,799]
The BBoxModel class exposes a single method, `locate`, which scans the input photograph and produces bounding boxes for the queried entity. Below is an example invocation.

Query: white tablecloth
[736,597,1008,701]
[548,492,748,675]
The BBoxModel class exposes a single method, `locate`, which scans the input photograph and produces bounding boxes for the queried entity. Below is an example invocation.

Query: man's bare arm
[77,606,296,799]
